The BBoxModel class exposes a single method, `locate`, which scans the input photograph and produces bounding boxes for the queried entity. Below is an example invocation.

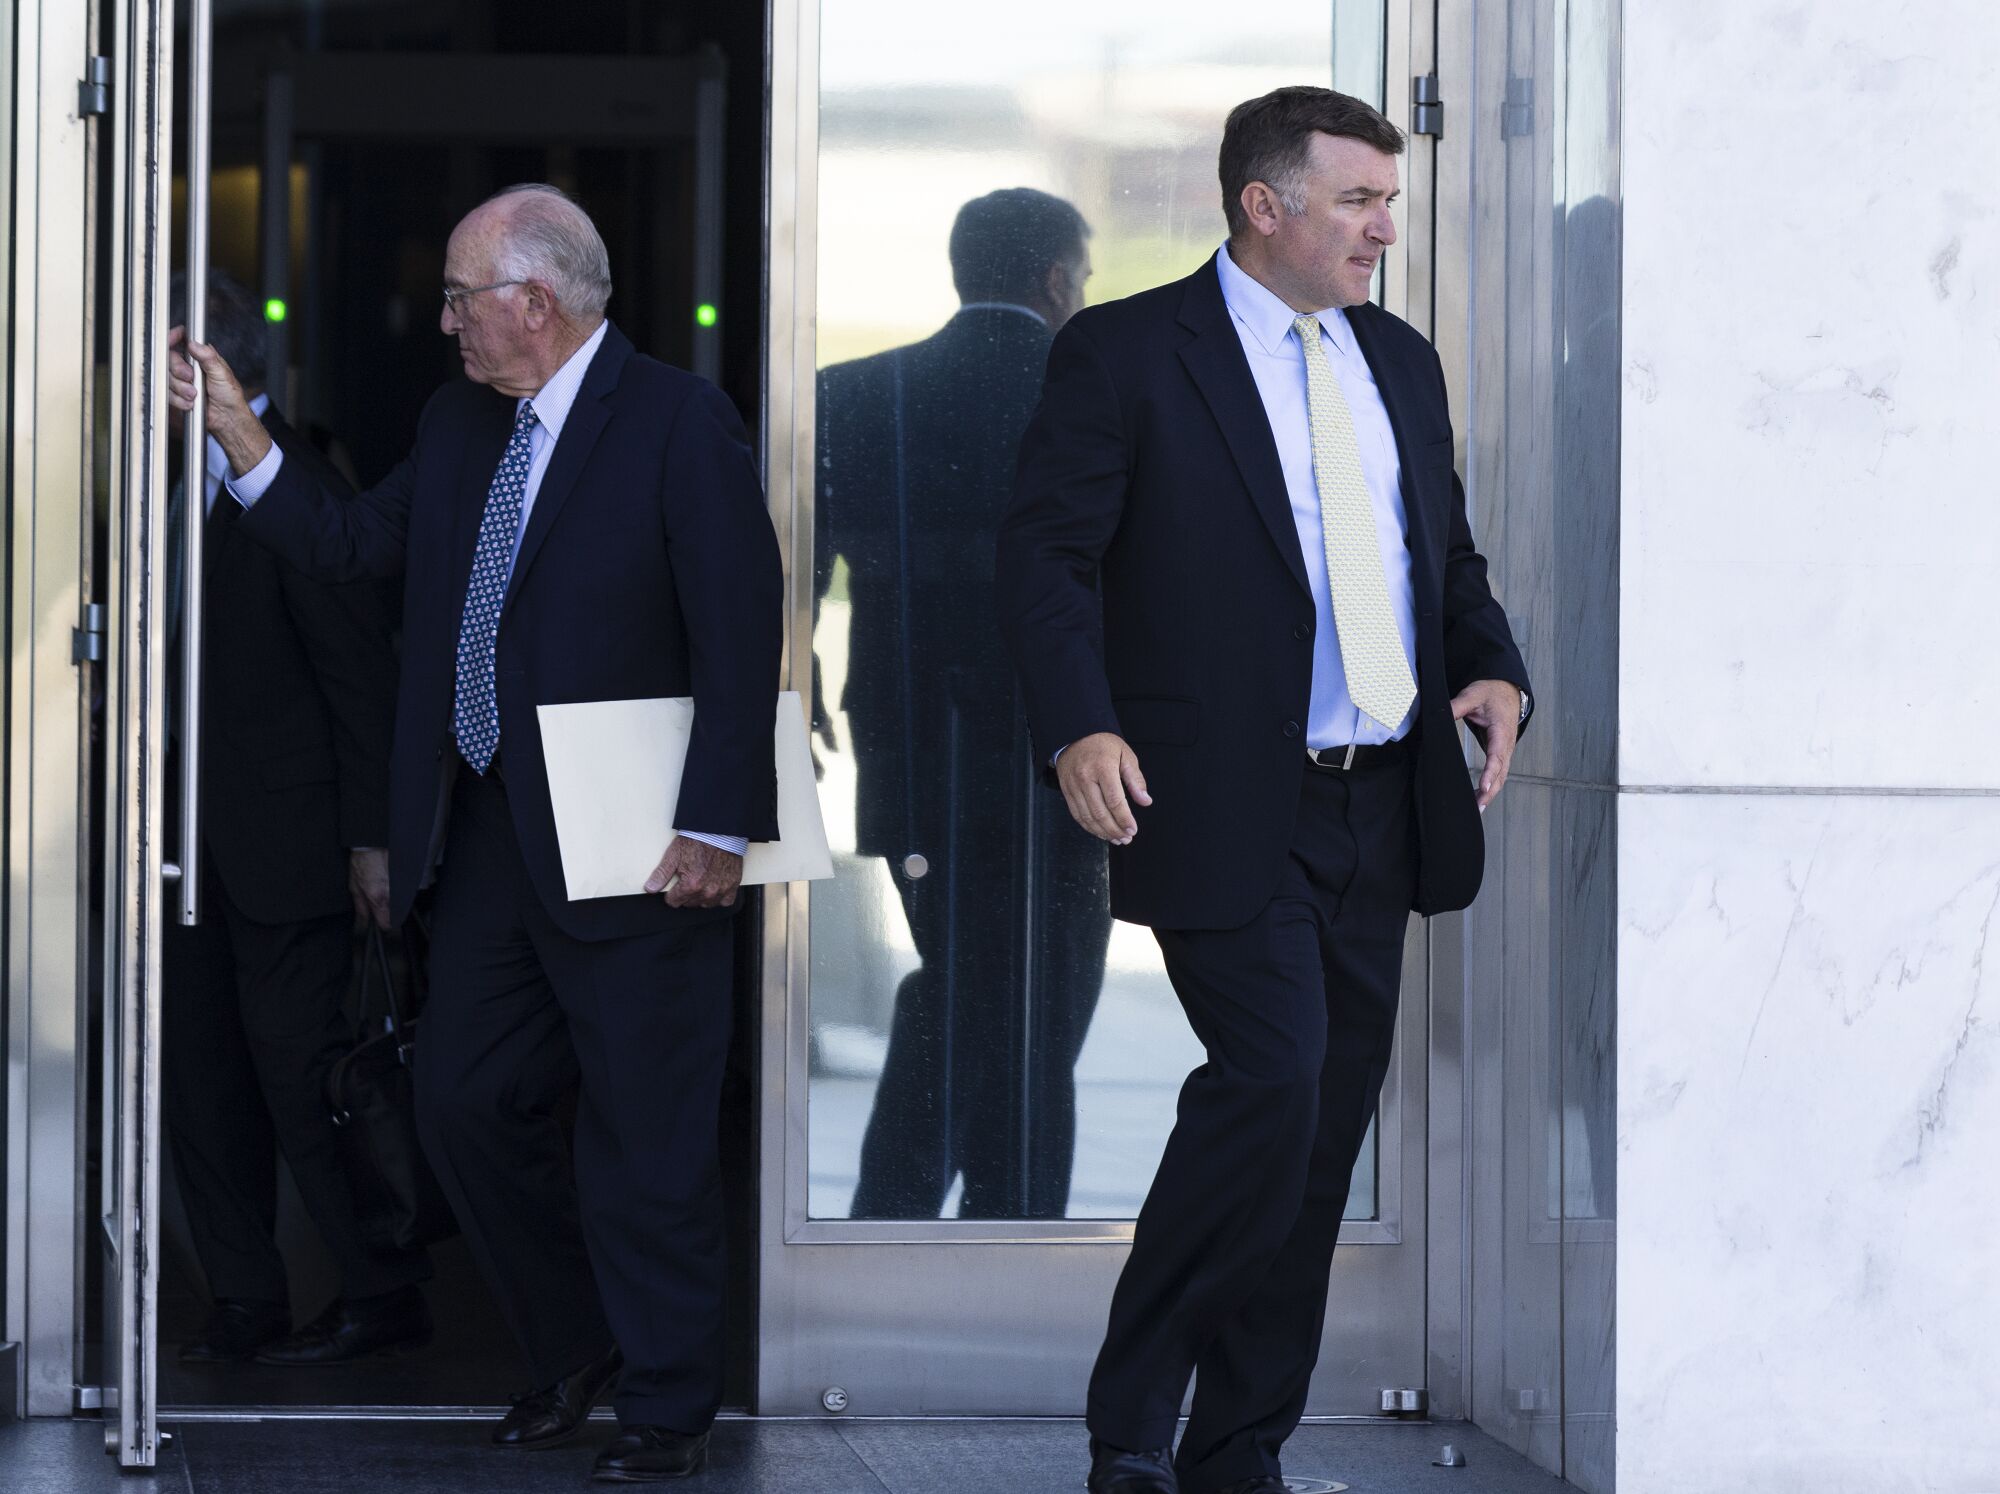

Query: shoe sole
[251,1329,436,1368]
[497,1423,589,1452]
[494,1371,620,1452]
[591,1458,707,1483]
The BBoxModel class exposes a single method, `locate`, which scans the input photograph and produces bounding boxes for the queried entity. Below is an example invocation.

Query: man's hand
[167,326,273,476]
[348,848,392,930]
[644,837,744,909]
[1056,732,1152,845]
[1451,679,1524,810]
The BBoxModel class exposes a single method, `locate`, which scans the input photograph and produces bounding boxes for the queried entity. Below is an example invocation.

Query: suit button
[1293,623,1311,641]
[1282,720,1300,738]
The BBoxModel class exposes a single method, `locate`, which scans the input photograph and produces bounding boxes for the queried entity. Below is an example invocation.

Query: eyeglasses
[442,279,524,313]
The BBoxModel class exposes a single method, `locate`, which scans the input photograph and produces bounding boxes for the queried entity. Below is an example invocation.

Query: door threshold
[155,1407,1429,1425]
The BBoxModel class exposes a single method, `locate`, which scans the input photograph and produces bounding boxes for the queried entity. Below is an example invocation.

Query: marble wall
[1617,0,2000,1488]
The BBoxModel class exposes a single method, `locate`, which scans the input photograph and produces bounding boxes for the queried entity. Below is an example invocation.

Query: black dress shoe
[1088,1438,1180,1493]
[492,1344,624,1450]
[593,1426,710,1482]
[254,1286,431,1366]
[1215,1479,1288,1493]
[178,1299,291,1363]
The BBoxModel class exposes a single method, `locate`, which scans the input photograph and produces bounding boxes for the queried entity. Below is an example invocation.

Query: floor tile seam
[829,1423,921,1494]
[174,1420,199,1494]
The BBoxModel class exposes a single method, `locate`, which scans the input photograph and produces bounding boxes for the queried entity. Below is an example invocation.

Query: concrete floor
[0,1415,1569,1494]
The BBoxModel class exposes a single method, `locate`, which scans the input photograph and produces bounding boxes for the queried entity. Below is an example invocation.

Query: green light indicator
[264,298,288,323]
[695,302,719,329]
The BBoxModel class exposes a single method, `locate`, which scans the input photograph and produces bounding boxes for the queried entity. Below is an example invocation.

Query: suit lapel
[1344,302,1437,578]
[1175,260,1312,599]
[502,323,632,618]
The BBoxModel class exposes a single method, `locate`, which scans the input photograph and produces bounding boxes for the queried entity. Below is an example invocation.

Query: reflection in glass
[808,0,1388,1221]
[818,191,1112,1219]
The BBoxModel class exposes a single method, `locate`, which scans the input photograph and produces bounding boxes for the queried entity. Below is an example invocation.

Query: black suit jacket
[187,406,397,925]
[816,306,1054,858]
[997,257,1531,928]
[239,323,783,942]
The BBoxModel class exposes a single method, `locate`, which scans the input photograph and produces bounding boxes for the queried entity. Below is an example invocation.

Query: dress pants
[1085,759,1416,1493]
[413,763,735,1432]
[162,870,432,1308]
[850,793,1110,1220]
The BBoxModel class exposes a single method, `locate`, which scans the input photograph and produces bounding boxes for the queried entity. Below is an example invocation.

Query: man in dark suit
[171,184,781,1482]
[818,189,1112,1220]
[996,89,1533,1494]
[162,270,431,1367]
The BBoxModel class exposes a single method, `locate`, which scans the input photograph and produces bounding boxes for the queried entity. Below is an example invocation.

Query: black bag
[326,924,459,1251]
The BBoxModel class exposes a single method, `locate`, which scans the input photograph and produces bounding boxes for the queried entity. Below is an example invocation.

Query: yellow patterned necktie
[1293,313,1417,732]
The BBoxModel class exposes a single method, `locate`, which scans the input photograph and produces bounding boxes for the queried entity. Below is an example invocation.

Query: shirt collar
[208,391,271,483]
[1215,242,1354,359]
[521,319,609,440]
[955,301,1048,328]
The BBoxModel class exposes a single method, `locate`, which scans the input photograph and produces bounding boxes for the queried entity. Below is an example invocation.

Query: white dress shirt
[228,323,747,857]
[1215,242,1419,747]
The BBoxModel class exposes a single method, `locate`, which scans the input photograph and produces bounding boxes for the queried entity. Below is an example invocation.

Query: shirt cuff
[679,830,749,857]
[224,443,285,505]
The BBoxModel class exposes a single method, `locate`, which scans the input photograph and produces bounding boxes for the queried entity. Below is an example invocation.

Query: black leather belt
[1305,735,1417,772]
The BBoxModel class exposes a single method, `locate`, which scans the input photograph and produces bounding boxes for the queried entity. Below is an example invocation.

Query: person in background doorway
[162,269,431,1368]
[997,89,1532,1493]
[817,188,1113,1220]
[170,184,781,1484]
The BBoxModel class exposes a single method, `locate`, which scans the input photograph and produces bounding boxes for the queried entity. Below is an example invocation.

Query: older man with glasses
[171,183,782,1483]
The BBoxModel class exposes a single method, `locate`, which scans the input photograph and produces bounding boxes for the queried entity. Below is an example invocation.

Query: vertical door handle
[177,0,214,926]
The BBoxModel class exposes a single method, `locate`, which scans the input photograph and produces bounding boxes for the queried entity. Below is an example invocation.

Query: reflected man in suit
[818,189,1113,1220]
[162,270,431,1367]
[171,185,781,1481]
[998,91,1532,1493]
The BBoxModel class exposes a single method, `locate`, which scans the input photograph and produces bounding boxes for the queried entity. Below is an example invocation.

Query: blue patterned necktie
[454,400,539,772]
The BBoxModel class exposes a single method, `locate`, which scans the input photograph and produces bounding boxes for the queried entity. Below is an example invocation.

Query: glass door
[761,0,1437,1416]
[95,0,202,1465]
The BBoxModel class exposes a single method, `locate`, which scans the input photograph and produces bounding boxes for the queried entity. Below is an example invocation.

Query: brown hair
[1219,86,1406,237]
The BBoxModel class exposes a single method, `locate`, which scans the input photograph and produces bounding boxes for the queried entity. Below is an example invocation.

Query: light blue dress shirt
[1215,242,1419,747]
[227,322,748,857]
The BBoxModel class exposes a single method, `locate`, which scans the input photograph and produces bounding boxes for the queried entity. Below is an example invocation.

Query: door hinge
[1502,76,1535,138]
[78,56,111,118]
[72,603,106,664]
[1411,76,1443,137]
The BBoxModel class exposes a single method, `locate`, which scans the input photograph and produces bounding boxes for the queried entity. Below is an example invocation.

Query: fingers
[643,848,679,894]
[1476,723,1518,809]
[1120,751,1152,809]
[646,841,743,908]
[1056,737,1149,844]
[1075,763,1135,843]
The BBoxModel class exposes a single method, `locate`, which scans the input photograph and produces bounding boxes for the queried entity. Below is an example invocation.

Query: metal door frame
[4,0,102,1425]
[756,0,1443,1418]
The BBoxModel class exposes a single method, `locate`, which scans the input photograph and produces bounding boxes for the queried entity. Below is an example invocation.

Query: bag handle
[359,924,416,1057]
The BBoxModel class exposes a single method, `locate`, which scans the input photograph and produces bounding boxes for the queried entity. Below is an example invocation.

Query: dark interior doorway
[120,0,769,1413]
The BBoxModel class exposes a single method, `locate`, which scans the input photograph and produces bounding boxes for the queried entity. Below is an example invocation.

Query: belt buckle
[1310,744,1358,771]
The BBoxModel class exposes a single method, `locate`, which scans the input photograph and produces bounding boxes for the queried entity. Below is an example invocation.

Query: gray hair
[483,183,614,319]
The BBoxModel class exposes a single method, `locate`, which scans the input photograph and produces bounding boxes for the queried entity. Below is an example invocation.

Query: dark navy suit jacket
[241,322,782,942]
[183,406,398,925]
[997,257,1531,928]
